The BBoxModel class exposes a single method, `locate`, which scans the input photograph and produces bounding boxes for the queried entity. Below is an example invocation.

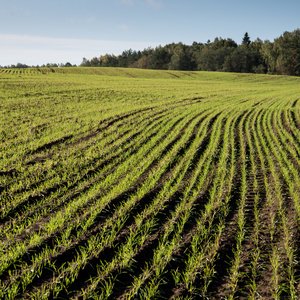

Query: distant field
[1,67,300,299]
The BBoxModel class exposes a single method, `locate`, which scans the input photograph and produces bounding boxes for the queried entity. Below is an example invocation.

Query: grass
[1,67,300,299]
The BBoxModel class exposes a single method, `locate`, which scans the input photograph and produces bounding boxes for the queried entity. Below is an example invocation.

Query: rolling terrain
[1,67,300,299]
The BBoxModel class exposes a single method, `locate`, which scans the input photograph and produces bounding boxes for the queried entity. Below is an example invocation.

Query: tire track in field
[2,106,167,197]
[0,108,169,229]
[250,106,294,298]
[106,114,225,299]
[58,111,212,281]
[36,111,220,299]
[0,134,167,289]
[2,97,201,197]
[0,113,164,232]
[246,107,281,299]
[70,110,208,231]
[1,108,151,196]
[161,112,238,299]
[23,106,160,162]
[0,109,178,262]
[206,104,276,298]
[262,107,300,298]
[228,110,265,298]
[3,109,210,297]
[203,110,249,298]
[0,110,178,258]
[276,105,300,294]
[25,107,154,157]
[225,108,269,298]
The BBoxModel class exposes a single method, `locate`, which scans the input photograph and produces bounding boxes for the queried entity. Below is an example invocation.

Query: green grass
[1,67,300,299]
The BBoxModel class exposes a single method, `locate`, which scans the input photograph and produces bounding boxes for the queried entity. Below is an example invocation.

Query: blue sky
[0,0,299,66]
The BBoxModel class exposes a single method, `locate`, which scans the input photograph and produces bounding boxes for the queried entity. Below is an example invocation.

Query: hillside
[1,68,300,299]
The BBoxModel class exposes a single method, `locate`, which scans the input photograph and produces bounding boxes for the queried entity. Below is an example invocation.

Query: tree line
[1,29,299,76]
[80,29,300,76]
[0,62,77,69]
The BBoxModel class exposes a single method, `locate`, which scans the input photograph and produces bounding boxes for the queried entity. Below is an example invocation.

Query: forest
[80,29,300,76]
[2,29,300,76]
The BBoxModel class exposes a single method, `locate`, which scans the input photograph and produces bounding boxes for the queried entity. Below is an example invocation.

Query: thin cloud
[0,34,160,66]
[118,0,134,5]
[86,15,98,24]
[119,24,129,31]
[146,0,162,8]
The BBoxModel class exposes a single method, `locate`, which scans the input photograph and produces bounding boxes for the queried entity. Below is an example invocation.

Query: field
[1,67,300,299]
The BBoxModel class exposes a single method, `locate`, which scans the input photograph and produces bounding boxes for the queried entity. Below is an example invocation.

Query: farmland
[1,67,300,299]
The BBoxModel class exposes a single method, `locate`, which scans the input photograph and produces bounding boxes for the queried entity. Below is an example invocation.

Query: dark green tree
[168,43,195,70]
[260,40,277,73]
[80,57,91,67]
[273,29,300,76]
[242,32,251,47]
[78,29,299,76]
[148,46,170,69]
[89,57,100,67]
[99,54,118,67]
[196,37,237,71]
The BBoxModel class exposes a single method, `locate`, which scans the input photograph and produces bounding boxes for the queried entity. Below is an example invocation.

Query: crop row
[1,69,300,299]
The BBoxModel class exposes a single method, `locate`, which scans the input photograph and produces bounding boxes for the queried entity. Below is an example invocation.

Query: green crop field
[1,67,300,299]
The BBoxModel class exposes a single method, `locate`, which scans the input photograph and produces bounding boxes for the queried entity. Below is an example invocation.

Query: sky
[0,0,299,66]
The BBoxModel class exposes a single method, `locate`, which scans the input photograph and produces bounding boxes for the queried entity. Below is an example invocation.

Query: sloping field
[1,67,300,299]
